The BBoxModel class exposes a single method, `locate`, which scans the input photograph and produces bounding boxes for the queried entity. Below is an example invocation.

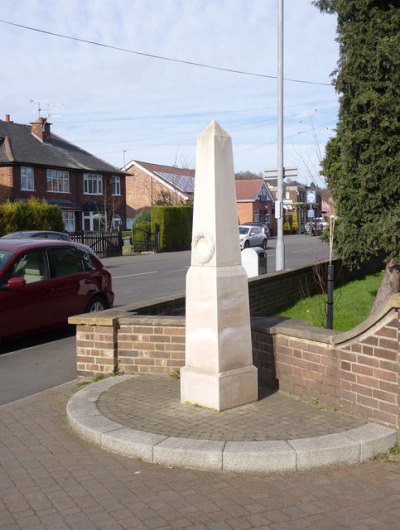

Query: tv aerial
[29,99,64,119]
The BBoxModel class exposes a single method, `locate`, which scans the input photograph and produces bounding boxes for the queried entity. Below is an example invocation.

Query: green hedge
[0,198,64,236]
[151,205,193,252]
[132,221,151,242]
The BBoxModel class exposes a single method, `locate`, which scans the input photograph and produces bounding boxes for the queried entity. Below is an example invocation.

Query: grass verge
[277,270,384,332]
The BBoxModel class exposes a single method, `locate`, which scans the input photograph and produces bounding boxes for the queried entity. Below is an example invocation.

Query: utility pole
[276,0,285,271]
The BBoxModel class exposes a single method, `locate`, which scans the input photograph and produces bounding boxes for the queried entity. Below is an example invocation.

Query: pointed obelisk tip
[200,120,230,138]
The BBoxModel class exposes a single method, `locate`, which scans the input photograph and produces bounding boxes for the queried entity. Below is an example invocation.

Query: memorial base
[180,364,258,411]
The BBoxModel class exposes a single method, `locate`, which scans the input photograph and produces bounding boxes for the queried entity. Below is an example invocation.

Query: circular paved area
[96,375,365,441]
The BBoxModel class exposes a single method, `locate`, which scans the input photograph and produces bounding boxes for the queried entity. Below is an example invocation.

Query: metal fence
[131,226,159,253]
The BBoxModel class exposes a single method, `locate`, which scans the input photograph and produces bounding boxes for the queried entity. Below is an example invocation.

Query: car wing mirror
[7,277,27,289]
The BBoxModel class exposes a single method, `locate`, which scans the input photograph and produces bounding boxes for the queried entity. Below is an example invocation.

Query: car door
[0,248,55,338]
[46,246,97,316]
[249,227,263,246]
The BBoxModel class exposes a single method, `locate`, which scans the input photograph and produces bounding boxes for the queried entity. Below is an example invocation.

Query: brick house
[235,179,275,234]
[0,115,127,232]
[124,160,195,228]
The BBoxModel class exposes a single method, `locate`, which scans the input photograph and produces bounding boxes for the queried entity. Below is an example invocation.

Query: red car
[0,239,114,342]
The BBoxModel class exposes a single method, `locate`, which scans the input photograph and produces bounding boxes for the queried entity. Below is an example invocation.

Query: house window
[112,214,122,229]
[47,169,70,193]
[83,211,106,232]
[21,166,35,191]
[111,175,121,196]
[84,173,103,195]
[254,211,260,222]
[62,211,75,232]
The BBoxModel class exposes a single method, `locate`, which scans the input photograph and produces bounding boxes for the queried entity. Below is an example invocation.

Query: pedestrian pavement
[1,376,400,530]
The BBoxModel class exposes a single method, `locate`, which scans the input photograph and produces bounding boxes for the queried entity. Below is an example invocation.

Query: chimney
[31,117,51,142]
[5,114,10,123]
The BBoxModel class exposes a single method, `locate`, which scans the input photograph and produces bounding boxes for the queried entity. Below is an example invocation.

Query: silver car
[239,225,268,250]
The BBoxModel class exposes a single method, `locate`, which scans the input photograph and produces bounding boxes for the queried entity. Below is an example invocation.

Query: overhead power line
[0,18,331,87]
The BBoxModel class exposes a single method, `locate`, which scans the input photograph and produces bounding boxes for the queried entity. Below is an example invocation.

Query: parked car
[239,224,268,250]
[1,230,72,241]
[0,239,114,342]
[242,222,271,238]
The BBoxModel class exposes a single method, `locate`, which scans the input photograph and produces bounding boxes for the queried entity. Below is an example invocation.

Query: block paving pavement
[1,379,400,530]
[96,376,365,441]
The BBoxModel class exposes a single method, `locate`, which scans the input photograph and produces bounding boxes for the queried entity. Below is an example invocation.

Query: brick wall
[251,298,400,430]
[118,317,185,375]
[0,166,13,203]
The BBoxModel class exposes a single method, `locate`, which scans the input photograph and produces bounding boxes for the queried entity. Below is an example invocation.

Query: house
[264,169,324,233]
[0,115,127,232]
[125,161,277,232]
[124,160,195,227]
[235,179,275,233]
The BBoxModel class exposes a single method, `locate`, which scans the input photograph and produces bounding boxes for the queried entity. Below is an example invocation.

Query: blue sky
[0,0,339,184]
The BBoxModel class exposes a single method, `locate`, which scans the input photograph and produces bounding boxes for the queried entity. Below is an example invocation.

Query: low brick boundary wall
[69,295,400,432]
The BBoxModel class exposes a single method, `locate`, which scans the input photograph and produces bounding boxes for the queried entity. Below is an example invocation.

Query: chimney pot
[5,114,10,122]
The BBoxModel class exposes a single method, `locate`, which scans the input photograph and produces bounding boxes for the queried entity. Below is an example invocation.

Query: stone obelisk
[180,121,258,411]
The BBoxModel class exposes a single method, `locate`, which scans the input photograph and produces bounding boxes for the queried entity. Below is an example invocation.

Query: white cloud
[0,0,339,183]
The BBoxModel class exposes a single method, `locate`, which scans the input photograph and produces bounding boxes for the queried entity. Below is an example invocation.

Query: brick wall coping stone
[118,315,185,327]
[67,374,397,474]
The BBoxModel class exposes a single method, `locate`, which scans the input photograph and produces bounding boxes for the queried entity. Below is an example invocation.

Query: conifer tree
[313,0,400,310]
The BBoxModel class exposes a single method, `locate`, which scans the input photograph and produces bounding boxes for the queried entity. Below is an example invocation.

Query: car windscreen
[239,227,250,235]
[0,250,14,271]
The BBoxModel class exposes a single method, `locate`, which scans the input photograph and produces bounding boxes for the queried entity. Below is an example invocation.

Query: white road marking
[113,271,158,279]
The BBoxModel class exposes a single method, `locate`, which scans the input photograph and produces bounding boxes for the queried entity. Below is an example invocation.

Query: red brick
[362,337,379,347]
[135,358,155,365]
[352,364,374,376]
[133,342,154,351]
[377,400,399,414]
[379,381,399,394]
[338,350,357,362]
[373,348,397,361]
[341,361,351,371]
[373,389,397,404]
[378,337,398,350]
[303,351,320,363]
[357,354,379,367]
[356,395,379,409]
[376,327,398,339]
[163,327,185,336]
[374,368,397,382]
[356,375,379,388]
[351,383,373,397]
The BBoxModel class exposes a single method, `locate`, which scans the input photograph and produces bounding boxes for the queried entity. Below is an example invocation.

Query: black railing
[131,225,159,253]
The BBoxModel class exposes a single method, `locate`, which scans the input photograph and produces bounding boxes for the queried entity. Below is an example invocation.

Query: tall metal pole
[276,0,285,271]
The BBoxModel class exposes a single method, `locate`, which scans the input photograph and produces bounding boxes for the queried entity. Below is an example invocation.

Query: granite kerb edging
[66,375,397,474]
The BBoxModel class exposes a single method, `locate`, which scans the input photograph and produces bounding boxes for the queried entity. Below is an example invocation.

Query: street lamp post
[276,0,285,271]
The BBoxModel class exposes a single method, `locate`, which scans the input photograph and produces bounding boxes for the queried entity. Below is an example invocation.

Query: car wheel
[262,239,267,250]
[86,296,107,312]
[244,240,250,248]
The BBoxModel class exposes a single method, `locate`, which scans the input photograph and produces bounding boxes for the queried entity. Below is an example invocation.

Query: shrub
[0,198,64,236]
[151,205,192,252]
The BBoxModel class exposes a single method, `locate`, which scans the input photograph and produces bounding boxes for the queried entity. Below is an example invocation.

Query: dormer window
[21,166,34,191]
